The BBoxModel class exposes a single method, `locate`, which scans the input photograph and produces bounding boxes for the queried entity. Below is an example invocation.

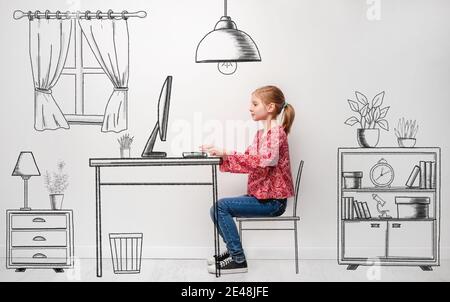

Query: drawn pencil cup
[118,134,134,158]
[109,233,143,274]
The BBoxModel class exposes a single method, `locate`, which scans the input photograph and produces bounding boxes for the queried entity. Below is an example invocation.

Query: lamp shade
[12,151,40,177]
[196,16,261,63]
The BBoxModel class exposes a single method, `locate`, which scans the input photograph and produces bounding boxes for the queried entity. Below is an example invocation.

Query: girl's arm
[220,128,283,174]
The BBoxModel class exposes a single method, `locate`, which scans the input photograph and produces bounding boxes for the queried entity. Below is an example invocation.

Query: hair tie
[283,102,288,109]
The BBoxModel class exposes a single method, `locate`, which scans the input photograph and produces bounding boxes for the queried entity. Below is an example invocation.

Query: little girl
[200,85,295,274]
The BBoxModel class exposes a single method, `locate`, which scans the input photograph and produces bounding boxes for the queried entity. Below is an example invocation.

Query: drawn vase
[397,138,416,148]
[50,194,64,210]
[120,148,130,158]
[357,128,379,148]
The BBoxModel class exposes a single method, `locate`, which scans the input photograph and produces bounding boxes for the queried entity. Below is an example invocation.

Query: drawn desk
[89,157,223,277]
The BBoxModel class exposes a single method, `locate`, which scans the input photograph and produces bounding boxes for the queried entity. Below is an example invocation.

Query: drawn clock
[369,158,395,187]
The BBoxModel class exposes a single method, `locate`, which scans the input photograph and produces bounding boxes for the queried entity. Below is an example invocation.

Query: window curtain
[79,19,129,133]
[29,19,72,131]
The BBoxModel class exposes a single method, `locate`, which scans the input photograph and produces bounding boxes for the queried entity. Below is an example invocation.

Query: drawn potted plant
[344,91,390,147]
[118,133,134,158]
[44,161,69,210]
[394,118,418,147]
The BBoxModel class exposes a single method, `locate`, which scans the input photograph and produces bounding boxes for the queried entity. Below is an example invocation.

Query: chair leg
[294,220,299,274]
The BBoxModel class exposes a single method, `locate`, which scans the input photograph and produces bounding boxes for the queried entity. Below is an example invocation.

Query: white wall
[0,0,449,261]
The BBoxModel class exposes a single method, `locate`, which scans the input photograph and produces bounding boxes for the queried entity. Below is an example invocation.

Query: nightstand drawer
[11,214,67,229]
[11,231,67,247]
[11,249,67,264]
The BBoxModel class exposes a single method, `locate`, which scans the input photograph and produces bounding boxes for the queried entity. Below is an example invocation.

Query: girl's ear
[266,102,276,113]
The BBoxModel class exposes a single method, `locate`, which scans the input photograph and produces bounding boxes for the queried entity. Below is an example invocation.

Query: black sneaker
[208,258,248,274]
[207,250,230,265]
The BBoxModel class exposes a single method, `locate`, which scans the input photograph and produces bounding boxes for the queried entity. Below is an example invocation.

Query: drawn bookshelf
[337,147,440,271]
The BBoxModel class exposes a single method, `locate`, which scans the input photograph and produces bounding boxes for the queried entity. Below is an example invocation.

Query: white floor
[1,259,449,282]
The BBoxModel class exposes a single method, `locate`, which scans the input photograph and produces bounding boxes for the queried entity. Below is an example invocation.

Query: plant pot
[397,138,416,148]
[120,148,130,158]
[357,128,380,148]
[49,194,64,210]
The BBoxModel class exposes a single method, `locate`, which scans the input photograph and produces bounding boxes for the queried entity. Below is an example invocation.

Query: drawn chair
[236,160,304,274]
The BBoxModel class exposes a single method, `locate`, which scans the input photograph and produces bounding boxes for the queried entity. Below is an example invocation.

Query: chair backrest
[292,160,304,217]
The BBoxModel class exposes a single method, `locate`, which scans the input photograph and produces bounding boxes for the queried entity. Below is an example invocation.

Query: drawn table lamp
[12,151,40,211]
[195,0,261,75]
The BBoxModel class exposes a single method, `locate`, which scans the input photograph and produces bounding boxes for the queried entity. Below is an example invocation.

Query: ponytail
[282,104,295,135]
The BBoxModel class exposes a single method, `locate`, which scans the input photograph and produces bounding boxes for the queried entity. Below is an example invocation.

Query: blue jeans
[210,194,287,263]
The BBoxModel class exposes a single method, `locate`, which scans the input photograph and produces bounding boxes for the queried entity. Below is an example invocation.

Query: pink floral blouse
[219,125,295,199]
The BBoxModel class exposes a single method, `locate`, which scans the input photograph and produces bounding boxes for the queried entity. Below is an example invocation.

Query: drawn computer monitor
[141,76,173,158]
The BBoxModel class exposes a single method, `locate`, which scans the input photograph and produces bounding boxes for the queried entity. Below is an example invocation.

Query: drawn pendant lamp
[195,0,261,75]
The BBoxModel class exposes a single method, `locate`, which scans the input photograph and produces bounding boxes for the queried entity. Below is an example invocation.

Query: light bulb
[217,62,237,75]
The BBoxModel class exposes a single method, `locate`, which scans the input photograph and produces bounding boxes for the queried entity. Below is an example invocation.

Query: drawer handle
[392,223,401,228]
[370,223,380,228]
[32,236,46,242]
[32,253,47,259]
[32,218,46,223]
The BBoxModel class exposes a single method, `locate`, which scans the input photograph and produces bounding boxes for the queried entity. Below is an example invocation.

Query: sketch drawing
[195,0,261,75]
[395,118,419,148]
[142,76,173,158]
[109,233,143,274]
[44,160,69,210]
[6,209,74,273]
[13,9,147,132]
[117,133,134,158]
[89,157,222,277]
[87,76,224,276]
[344,91,390,148]
[12,151,40,211]
[338,147,441,271]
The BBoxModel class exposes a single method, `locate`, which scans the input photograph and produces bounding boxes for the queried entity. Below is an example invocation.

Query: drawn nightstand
[6,210,74,272]
[338,148,440,271]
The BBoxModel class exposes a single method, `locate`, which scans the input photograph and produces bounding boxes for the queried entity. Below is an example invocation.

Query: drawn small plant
[118,133,134,149]
[394,118,418,139]
[344,91,390,131]
[44,161,69,194]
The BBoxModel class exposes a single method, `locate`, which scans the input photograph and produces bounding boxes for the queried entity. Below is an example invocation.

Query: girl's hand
[200,144,226,157]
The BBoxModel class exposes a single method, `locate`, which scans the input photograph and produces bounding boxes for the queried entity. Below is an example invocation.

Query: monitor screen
[158,76,172,141]
[141,76,173,158]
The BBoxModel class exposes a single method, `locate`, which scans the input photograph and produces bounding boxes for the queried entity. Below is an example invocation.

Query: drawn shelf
[338,147,440,271]
[342,187,436,193]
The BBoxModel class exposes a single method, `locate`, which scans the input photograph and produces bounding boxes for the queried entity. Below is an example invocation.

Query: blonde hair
[253,85,295,135]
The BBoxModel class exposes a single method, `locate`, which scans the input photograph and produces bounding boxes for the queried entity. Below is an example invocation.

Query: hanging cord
[224,0,228,16]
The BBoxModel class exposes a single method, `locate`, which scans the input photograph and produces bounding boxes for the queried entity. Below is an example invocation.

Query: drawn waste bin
[109,233,143,274]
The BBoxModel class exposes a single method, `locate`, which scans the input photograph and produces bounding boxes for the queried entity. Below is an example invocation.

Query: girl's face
[249,94,274,121]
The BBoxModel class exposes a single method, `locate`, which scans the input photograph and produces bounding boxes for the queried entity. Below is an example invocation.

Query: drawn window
[54,19,111,126]
[19,10,141,133]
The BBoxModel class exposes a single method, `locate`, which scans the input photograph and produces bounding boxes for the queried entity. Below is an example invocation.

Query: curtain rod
[13,10,147,20]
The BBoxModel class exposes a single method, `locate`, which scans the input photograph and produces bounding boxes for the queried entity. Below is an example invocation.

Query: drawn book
[405,165,420,188]
[362,202,371,219]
